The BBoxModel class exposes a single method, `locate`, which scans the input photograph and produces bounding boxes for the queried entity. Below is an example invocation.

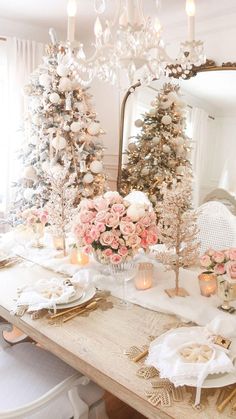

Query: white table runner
[1,231,236,332]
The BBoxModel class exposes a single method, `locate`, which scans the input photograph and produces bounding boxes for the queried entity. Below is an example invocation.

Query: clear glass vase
[31,223,45,248]
[110,261,137,309]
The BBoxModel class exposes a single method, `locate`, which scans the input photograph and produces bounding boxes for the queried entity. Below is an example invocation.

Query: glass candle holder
[198,272,217,297]
[70,247,89,266]
[134,262,154,290]
[52,235,65,251]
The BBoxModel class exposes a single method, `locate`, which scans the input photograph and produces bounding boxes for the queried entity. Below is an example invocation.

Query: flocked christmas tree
[12,44,106,216]
[120,83,191,215]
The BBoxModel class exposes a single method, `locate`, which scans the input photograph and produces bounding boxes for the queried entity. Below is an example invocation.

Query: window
[0,41,8,211]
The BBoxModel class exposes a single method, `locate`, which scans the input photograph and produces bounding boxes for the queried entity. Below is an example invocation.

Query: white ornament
[58,77,72,92]
[128,143,137,152]
[168,159,176,168]
[30,135,38,145]
[167,91,178,103]
[176,145,185,156]
[83,172,94,184]
[23,166,37,180]
[176,165,185,175]
[32,115,40,125]
[39,73,51,87]
[160,100,172,109]
[41,161,50,172]
[149,108,156,116]
[127,204,146,222]
[70,121,82,133]
[163,144,171,153]
[90,160,103,174]
[150,100,156,106]
[75,101,86,112]
[176,136,185,145]
[50,164,64,175]
[49,92,60,104]
[87,122,100,136]
[52,136,67,150]
[56,64,69,77]
[135,119,143,128]
[141,167,149,176]
[23,188,34,201]
[152,137,160,145]
[161,115,172,125]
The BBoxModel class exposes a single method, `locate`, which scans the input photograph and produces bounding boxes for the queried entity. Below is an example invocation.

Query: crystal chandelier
[65,0,206,86]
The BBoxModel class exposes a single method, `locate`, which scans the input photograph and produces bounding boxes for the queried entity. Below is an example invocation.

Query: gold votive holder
[198,272,217,297]
[70,247,89,266]
[134,262,154,290]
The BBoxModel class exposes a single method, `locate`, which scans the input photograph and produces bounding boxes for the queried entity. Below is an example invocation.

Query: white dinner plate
[150,326,236,389]
[56,286,96,309]
[56,286,84,305]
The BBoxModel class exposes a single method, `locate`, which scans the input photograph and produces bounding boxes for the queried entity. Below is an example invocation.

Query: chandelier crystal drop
[64,0,206,86]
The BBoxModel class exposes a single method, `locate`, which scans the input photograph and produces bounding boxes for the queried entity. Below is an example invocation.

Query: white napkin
[14,277,76,313]
[146,321,235,405]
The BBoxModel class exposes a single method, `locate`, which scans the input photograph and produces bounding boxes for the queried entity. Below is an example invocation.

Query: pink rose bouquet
[74,192,158,264]
[21,207,48,227]
[200,248,236,276]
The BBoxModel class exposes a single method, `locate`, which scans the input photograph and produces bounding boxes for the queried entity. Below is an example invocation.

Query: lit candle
[52,235,64,251]
[198,272,217,297]
[185,0,195,42]
[135,262,153,290]
[67,0,77,43]
[70,247,89,266]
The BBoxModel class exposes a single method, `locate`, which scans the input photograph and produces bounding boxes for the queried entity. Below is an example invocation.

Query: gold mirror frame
[117,59,236,191]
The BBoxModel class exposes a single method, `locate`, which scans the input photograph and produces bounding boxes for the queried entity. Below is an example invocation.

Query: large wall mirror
[117,62,236,213]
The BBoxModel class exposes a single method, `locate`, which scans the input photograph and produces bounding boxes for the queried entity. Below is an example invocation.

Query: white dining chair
[197,201,236,254]
[0,322,109,419]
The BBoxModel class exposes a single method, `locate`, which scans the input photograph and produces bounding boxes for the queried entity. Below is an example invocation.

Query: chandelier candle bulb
[135,262,154,290]
[67,0,77,43]
[186,0,195,42]
[198,272,217,297]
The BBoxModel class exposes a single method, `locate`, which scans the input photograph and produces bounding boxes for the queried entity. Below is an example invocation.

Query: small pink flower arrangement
[200,248,236,276]
[74,191,158,264]
[21,207,48,227]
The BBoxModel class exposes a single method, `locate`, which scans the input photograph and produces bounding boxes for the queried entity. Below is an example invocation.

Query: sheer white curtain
[5,37,44,211]
[191,107,208,208]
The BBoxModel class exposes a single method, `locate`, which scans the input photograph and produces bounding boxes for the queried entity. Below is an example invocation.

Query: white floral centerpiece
[74,191,158,265]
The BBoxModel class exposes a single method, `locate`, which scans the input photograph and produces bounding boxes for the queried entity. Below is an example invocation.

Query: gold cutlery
[62,300,98,323]
[133,349,149,363]
[49,297,103,320]
[217,387,236,412]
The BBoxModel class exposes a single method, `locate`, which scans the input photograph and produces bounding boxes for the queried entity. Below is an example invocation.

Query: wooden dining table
[0,261,232,419]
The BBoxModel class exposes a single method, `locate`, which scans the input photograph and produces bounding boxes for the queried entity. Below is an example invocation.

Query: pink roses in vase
[74,191,158,264]
[200,248,236,279]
